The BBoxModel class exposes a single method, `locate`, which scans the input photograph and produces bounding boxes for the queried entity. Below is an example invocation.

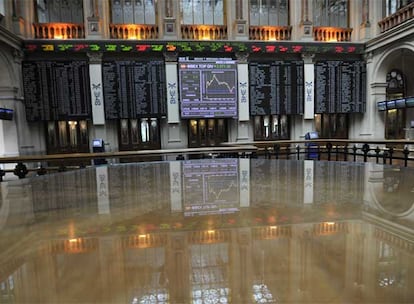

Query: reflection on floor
[0,159,413,303]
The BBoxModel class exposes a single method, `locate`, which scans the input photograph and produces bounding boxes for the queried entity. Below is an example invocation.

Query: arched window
[180,0,224,25]
[111,0,156,24]
[385,69,406,139]
[313,0,348,27]
[249,0,289,26]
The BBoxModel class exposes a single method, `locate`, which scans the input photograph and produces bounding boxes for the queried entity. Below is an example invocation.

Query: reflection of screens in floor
[183,159,239,216]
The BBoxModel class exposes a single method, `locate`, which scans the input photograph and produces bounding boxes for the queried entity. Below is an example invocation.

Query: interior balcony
[378,2,414,33]
[249,25,292,40]
[33,23,85,39]
[109,24,159,39]
[180,24,227,40]
[313,26,353,42]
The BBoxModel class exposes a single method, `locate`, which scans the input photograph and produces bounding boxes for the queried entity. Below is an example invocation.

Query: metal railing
[0,145,257,181]
[2,139,414,181]
[236,139,414,167]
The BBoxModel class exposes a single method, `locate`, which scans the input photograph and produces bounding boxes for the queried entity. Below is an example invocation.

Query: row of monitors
[377,97,414,111]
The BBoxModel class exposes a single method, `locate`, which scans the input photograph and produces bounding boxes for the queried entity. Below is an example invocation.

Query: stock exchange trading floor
[0,159,413,303]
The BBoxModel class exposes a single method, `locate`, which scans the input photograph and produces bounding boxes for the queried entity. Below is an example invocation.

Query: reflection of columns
[344,222,366,301]
[289,225,312,302]
[167,234,190,303]
[99,237,126,302]
[230,229,251,303]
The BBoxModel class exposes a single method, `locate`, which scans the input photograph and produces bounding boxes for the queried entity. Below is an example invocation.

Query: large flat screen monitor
[179,57,238,118]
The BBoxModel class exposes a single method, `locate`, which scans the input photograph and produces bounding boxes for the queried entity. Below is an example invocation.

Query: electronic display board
[22,60,91,121]
[377,101,387,111]
[315,60,366,113]
[249,60,304,115]
[179,57,238,118]
[182,159,239,216]
[102,60,166,119]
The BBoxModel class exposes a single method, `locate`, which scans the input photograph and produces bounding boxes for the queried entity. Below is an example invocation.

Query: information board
[22,60,91,121]
[179,57,238,118]
[315,61,366,113]
[102,60,166,119]
[249,60,304,115]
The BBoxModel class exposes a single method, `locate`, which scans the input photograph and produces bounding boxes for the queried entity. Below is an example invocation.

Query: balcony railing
[109,24,158,39]
[313,26,352,42]
[33,22,85,39]
[249,25,292,40]
[378,2,414,33]
[181,24,227,40]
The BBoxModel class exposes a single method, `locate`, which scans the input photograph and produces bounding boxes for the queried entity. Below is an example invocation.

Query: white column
[236,53,250,141]
[303,54,315,119]
[165,61,180,123]
[0,88,19,158]
[88,53,105,125]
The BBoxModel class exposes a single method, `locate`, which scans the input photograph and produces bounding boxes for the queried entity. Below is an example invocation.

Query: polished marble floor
[0,158,413,303]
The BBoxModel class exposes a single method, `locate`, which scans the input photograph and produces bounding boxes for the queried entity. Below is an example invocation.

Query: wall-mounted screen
[0,108,13,120]
[395,98,406,108]
[406,97,414,108]
[377,101,387,111]
[179,57,238,118]
[386,100,396,110]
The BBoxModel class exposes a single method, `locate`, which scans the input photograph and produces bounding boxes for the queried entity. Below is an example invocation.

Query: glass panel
[123,0,134,23]
[193,0,203,24]
[207,119,215,145]
[263,115,270,138]
[199,119,207,144]
[217,119,226,141]
[259,0,269,25]
[68,121,78,148]
[111,0,124,23]
[58,121,68,147]
[315,114,322,136]
[141,118,150,143]
[47,121,57,147]
[250,0,260,26]
[254,116,262,139]
[79,121,88,145]
[213,0,224,25]
[204,0,214,24]
[150,118,158,143]
[121,119,130,145]
[190,120,198,137]
[144,0,156,24]
[272,115,279,138]
[181,0,193,24]
[130,119,139,144]
[134,0,145,23]
[280,115,288,138]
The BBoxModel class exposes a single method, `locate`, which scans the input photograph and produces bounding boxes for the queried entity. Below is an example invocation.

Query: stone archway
[367,43,414,139]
